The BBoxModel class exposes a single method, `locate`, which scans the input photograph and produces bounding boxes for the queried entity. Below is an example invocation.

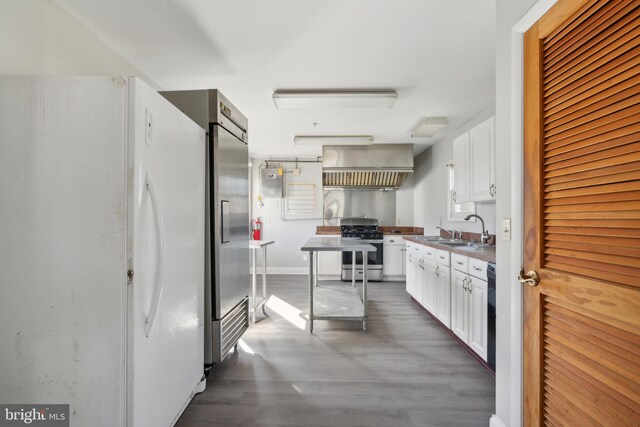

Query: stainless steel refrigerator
[161,90,250,365]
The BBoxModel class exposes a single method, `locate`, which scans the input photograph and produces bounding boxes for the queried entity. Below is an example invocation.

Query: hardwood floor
[176,275,495,427]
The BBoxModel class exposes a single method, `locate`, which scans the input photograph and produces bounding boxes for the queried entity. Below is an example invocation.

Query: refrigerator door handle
[145,171,166,337]
[221,200,230,243]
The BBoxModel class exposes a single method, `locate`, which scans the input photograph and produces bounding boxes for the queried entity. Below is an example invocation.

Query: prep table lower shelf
[312,281,365,319]
[301,237,376,333]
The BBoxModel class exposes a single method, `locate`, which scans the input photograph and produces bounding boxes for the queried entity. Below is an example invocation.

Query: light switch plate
[502,218,511,241]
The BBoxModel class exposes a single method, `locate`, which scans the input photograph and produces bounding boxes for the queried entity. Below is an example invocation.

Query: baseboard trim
[252,267,308,275]
[490,415,507,427]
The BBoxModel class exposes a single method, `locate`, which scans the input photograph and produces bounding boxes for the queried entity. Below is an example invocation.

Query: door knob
[518,268,539,287]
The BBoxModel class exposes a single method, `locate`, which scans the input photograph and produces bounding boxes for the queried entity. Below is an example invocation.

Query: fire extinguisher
[251,218,262,240]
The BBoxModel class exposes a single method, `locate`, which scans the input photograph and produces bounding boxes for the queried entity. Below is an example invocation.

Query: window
[446,160,475,221]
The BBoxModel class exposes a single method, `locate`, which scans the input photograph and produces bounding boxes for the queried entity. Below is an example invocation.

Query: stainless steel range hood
[322,144,414,190]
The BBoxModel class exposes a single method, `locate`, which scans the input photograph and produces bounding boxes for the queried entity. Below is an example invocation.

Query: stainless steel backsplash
[323,190,396,225]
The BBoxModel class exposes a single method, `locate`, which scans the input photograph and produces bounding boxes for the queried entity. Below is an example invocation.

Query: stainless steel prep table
[300,237,376,332]
[249,240,275,324]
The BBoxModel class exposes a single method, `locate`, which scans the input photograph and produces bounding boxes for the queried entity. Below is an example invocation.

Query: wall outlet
[502,218,511,241]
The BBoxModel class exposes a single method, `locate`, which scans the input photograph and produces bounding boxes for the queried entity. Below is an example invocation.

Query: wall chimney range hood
[322,144,414,190]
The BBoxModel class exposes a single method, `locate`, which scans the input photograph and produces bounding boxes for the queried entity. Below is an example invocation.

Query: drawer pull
[456,261,464,265]
[473,266,483,271]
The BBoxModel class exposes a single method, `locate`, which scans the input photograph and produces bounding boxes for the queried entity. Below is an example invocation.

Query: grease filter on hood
[322,144,413,190]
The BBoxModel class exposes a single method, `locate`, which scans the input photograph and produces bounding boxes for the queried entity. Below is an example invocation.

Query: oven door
[342,240,383,267]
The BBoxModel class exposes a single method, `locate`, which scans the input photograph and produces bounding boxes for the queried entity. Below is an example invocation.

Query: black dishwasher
[487,263,496,371]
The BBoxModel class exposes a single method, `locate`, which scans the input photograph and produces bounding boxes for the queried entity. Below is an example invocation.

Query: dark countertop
[403,236,496,264]
[316,226,424,236]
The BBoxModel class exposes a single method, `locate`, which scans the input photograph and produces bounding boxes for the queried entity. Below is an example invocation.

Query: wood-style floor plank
[176,275,495,427]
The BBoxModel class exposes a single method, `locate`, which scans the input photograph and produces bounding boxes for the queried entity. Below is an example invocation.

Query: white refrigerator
[0,77,206,426]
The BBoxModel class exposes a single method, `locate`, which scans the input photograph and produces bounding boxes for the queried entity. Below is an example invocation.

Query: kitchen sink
[415,236,453,241]
[413,236,492,250]
[438,241,492,249]
[439,241,474,246]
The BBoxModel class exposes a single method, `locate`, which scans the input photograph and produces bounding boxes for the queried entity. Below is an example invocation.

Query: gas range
[339,218,383,281]
[341,228,383,240]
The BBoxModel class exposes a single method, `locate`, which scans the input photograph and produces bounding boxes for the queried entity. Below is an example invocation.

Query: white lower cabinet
[451,256,488,361]
[421,258,437,314]
[406,242,416,295]
[451,269,470,343]
[383,236,406,278]
[468,275,488,360]
[406,242,421,301]
[406,244,489,362]
[404,244,450,328]
[318,250,341,277]
[435,264,451,328]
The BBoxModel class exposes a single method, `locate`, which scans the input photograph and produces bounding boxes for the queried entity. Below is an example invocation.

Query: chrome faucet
[464,214,490,244]
[436,226,457,240]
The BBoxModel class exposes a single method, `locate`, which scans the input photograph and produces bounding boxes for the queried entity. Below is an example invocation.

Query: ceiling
[55,0,496,158]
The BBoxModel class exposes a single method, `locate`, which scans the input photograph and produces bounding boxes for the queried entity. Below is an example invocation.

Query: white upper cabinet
[453,132,471,204]
[452,115,496,204]
[469,116,496,202]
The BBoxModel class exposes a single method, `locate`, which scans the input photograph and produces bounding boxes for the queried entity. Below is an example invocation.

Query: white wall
[250,160,324,274]
[396,173,415,226]
[411,105,497,237]
[250,157,415,271]
[0,0,152,84]
[494,1,544,427]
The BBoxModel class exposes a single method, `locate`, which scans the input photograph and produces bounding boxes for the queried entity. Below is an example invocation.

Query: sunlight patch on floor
[265,295,307,330]
[237,338,255,355]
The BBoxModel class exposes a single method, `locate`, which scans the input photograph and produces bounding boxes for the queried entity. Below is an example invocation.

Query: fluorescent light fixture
[273,90,397,109]
[411,117,449,138]
[294,135,374,146]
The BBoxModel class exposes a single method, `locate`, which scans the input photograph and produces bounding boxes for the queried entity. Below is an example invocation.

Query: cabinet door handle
[462,278,467,291]
[452,191,457,202]
[469,279,473,294]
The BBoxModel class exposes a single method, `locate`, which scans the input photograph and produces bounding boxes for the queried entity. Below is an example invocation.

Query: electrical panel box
[260,167,283,198]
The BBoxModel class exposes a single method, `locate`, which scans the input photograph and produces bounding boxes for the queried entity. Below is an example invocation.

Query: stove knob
[361,234,365,238]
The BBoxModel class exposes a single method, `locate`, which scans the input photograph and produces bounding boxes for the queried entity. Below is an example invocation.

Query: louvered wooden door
[523,0,640,425]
